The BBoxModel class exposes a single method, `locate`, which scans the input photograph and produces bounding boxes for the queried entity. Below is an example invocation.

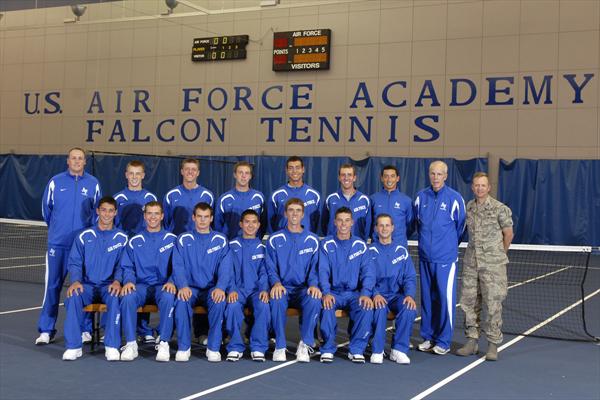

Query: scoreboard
[272,29,331,71]
[192,35,249,62]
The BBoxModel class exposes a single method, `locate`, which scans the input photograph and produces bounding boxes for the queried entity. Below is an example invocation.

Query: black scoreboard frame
[191,35,249,62]
[272,29,331,71]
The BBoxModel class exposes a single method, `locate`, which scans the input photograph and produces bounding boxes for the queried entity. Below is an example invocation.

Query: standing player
[119,201,178,362]
[319,207,374,363]
[268,156,321,234]
[61,196,126,361]
[214,161,266,240]
[414,160,466,355]
[321,164,371,241]
[456,172,513,361]
[224,210,270,362]
[370,165,413,245]
[369,214,417,365]
[267,198,322,362]
[163,159,214,236]
[36,147,101,345]
[171,203,231,362]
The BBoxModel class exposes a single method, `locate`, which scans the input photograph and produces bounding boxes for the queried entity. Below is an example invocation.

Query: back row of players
[35,148,467,364]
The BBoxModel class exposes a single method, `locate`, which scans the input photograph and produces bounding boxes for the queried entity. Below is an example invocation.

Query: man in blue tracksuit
[267,198,322,363]
[37,147,101,345]
[61,196,126,361]
[163,159,214,236]
[224,209,270,362]
[268,156,321,234]
[119,201,177,362]
[215,161,266,240]
[369,214,417,365]
[414,160,466,355]
[319,207,375,363]
[370,165,413,246]
[172,202,232,362]
[321,164,371,241]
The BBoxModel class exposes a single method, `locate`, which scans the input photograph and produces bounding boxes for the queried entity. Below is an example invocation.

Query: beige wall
[1,0,599,184]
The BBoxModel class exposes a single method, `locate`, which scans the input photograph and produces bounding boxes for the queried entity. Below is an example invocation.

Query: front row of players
[62,196,417,364]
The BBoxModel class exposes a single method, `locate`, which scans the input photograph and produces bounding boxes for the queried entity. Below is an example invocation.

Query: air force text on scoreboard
[23,73,595,144]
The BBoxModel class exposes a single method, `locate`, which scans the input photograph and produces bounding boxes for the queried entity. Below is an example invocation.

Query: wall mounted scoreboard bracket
[192,35,249,62]
[272,29,331,71]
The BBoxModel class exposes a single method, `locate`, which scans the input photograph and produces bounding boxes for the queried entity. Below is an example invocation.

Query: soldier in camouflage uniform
[456,172,514,361]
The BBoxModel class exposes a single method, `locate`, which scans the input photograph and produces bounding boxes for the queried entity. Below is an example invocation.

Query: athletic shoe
[120,342,138,361]
[485,342,498,361]
[272,348,287,362]
[417,340,434,352]
[390,349,410,364]
[296,341,313,363]
[206,349,222,362]
[370,352,384,364]
[226,351,243,362]
[432,345,450,355]
[175,349,191,362]
[62,348,82,361]
[155,341,170,362]
[320,352,334,363]
[155,335,161,345]
[143,335,155,344]
[99,335,104,343]
[197,335,208,346]
[251,351,265,362]
[81,332,92,344]
[348,353,366,363]
[105,347,120,361]
[456,339,478,357]
[35,333,52,345]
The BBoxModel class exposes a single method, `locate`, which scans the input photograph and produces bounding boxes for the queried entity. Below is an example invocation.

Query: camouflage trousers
[459,261,507,344]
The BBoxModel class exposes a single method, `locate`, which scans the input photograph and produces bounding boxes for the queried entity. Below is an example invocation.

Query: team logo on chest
[49,248,56,257]
[440,202,447,211]
[394,202,400,209]
[81,187,88,196]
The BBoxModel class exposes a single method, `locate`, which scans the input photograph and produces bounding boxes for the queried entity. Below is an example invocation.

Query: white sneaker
[120,342,138,361]
[155,335,161,345]
[81,332,92,344]
[272,348,287,362]
[251,351,265,362]
[143,335,155,344]
[105,347,120,361]
[206,349,221,362]
[226,351,243,362]
[418,340,434,352]
[62,348,82,361]
[35,333,52,345]
[155,341,170,362]
[197,335,208,346]
[370,352,384,364]
[432,345,450,355]
[348,353,366,363]
[296,341,312,363]
[175,349,191,362]
[390,349,411,364]
[320,352,334,363]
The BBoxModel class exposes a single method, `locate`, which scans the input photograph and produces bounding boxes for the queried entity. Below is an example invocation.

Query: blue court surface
[1,278,599,400]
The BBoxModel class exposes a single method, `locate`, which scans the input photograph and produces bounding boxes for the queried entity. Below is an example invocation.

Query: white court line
[0,255,44,261]
[0,263,45,270]
[0,303,64,315]
[409,287,600,400]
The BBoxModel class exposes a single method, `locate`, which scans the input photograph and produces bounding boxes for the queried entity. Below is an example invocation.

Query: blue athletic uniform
[172,230,231,352]
[267,184,321,234]
[414,185,466,350]
[266,228,321,348]
[113,188,157,236]
[319,236,375,355]
[39,170,101,336]
[120,230,177,344]
[321,190,371,241]
[224,238,270,354]
[369,242,417,354]
[370,189,413,245]
[214,188,266,240]
[63,226,127,350]
[163,185,214,236]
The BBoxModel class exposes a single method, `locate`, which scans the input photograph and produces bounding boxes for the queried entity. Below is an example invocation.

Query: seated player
[224,210,270,362]
[62,196,127,361]
[119,201,177,362]
[318,207,375,363]
[266,198,322,362]
[369,214,417,364]
[172,202,231,362]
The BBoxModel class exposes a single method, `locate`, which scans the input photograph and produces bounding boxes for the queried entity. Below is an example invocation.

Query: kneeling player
[369,214,417,364]
[224,210,270,362]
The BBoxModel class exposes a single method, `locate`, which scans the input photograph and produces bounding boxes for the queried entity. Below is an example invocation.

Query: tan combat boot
[485,342,498,361]
[455,338,478,356]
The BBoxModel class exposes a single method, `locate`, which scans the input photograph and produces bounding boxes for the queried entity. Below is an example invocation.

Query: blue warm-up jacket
[267,184,321,234]
[121,229,177,286]
[370,189,413,245]
[214,188,266,240]
[113,188,157,236]
[321,190,371,241]
[163,184,214,236]
[369,241,416,298]
[228,237,269,294]
[266,228,319,289]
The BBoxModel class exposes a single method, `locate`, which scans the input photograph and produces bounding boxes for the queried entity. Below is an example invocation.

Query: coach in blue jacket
[414,161,466,355]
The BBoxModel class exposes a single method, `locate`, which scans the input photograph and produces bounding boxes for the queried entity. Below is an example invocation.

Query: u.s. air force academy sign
[23,73,594,144]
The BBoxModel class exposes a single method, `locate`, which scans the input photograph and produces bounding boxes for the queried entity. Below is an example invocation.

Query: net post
[580,247,600,342]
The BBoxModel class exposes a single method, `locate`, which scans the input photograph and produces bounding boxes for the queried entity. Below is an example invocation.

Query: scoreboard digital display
[192,35,249,62]
[272,29,331,71]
